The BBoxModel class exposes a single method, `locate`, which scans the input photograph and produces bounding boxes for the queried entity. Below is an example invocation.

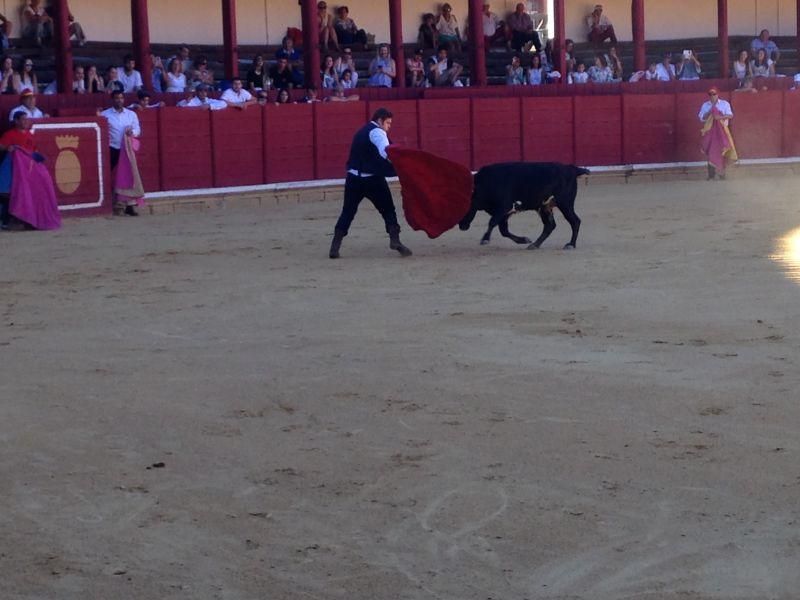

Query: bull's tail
[459,205,478,231]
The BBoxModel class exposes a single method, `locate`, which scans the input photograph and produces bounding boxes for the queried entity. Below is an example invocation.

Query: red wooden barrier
[471,97,521,168]
[730,90,783,159]
[313,102,368,179]
[367,99,419,149]
[418,98,471,168]
[623,94,676,164]
[263,103,315,183]
[521,96,574,163]
[674,92,710,162]
[157,107,214,190]
[574,95,622,165]
[211,106,264,187]
[782,91,800,156]
[136,109,161,192]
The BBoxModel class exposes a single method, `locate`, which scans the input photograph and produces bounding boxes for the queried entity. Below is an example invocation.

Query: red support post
[632,0,646,72]
[717,0,729,79]
[53,0,73,94]
[131,0,152,92]
[222,0,239,79]
[388,0,406,88]
[468,0,486,86]
[553,0,566,75]
[301,0,321,90]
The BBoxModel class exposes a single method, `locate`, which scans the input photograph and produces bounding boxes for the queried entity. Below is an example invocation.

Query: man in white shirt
[698,87,736,180]
[220,78,256,110]
[8,88,47,121]
[178,84,227,110]
[586,4,616,46]
[654,53,676,81]
[118,54,144,93]
[481,3,505,48]
[100,90,142,215]
[428,46,463,87]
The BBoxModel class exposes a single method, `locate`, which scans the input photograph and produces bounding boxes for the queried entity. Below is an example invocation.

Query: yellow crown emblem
[55,135,80,150]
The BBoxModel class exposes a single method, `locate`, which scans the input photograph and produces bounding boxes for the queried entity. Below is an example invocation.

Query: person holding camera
[367,44,396,88]
[677,48,702,80]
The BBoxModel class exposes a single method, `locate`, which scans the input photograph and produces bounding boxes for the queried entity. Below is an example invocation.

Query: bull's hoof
[563,243,576,250]
[514,237,532,245]
[526,243,540,250]
[480,239,490,246]
[459,223,471,231]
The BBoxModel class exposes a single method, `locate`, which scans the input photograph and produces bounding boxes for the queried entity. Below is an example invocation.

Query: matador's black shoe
[125,205,139,216]
[329,229,345,259]
[388,225,412,257]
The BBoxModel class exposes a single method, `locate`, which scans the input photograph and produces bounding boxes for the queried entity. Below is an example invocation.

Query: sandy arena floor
[1,177,800,600]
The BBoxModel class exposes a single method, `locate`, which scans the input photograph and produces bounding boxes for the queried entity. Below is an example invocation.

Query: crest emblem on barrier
[54,135,82,195]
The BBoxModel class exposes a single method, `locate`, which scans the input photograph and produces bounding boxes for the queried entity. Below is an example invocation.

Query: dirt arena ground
[2,176,800,600]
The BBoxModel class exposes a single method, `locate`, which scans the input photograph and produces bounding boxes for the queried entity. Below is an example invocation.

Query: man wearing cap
[178,84,227,110]
[586,4,616,46]
[699,88,737,181]
[8,89,47,122]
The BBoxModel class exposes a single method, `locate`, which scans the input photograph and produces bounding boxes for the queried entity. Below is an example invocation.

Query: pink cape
[386,146,473,239]
[9,148,61,230]
[114,135,145,205]
[701,107,738,172]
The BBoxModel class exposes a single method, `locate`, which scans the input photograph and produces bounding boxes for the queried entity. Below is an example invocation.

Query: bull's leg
[498,216,532,245]
[559,206,581,249]
[480,214,500,245]
[527,209,556,250]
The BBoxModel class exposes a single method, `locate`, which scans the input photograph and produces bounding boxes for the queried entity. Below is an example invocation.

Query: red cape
[387,146,473,239]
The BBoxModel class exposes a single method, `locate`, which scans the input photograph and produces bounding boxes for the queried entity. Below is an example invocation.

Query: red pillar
[222,0,239,79]
[131,0,152,91]
[632,0,646,72]
[301,0,321,89]
[388,0,406,88]
[468,0,486,86]
[53,0,73,93]
[553,0,566,75]
[717,0,729,78]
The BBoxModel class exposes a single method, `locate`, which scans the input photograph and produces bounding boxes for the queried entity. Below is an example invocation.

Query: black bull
[458,162,591,249]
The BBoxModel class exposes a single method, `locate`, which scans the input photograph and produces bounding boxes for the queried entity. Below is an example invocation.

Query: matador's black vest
[346,122,396,178]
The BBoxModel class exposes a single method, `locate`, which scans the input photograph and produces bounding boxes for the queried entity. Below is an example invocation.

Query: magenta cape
[700,107,738,172]
[114,135,145,205]
[9,149,61,230]
[386,146,473,239]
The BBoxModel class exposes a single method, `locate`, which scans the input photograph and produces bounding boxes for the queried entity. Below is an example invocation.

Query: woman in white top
[14,58,37,94]
[750,48,775,78]
[163,58,187,92]
[732,50,752,81]
[321,54,338,89]
[436,3,461,53]
[527,54,545,85]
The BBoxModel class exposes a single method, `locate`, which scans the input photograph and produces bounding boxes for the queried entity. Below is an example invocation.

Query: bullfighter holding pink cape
[699,87,738,180]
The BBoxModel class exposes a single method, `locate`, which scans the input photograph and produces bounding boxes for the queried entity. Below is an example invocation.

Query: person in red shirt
[0,110,36,153]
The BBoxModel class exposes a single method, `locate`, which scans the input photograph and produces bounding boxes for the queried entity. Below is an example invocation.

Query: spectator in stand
[417,13,438,50]
[751,48,775,78]
[645,61,658,80]
[118,55,143,93]
[340,69,356,89]
[317,1,340,52]
[326,85,359,102]
[334,48,358,87]
[750,29,779,64]
[246,54,269,93]
[71,63,85,93]
[605,46,623,80]
[190,56,215,88]
[654,53,676,81]
[276,36,302,68]
[0,13,13,50]
[301,85,320,103]
[256,90,269,106]
[734,76,758,94]
[527,53,545,85]
[15,58,37,95]
[436,3,461,53]
[85,64,104,93]
[130,90,164,110]
[1,56,17,94]
[564,39,576,74]
[173,45,193,74]
[163,58,187,92]
[588,53,613,83]
[406,48,426,87]
[99,90,142,215]
[68,10,87,46]
[482,3,506,49]
[151,54,164,92]
[23,0,52,47]
[367,44,396,88]
[178,83,227,110]
[8,88,47,120]
[570,61,589,84]
[428,45,463,87]
[105,66,124,93]
[586,4,616,46]
[506,3,541,53]
[275,88,293,105]
[321,54,338,89]
[733,50,752,82]
[270,57,299,90]
[677,49,702,81]
[505,54,524,86]
[334,6,367,47]
[221,77,256,109]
